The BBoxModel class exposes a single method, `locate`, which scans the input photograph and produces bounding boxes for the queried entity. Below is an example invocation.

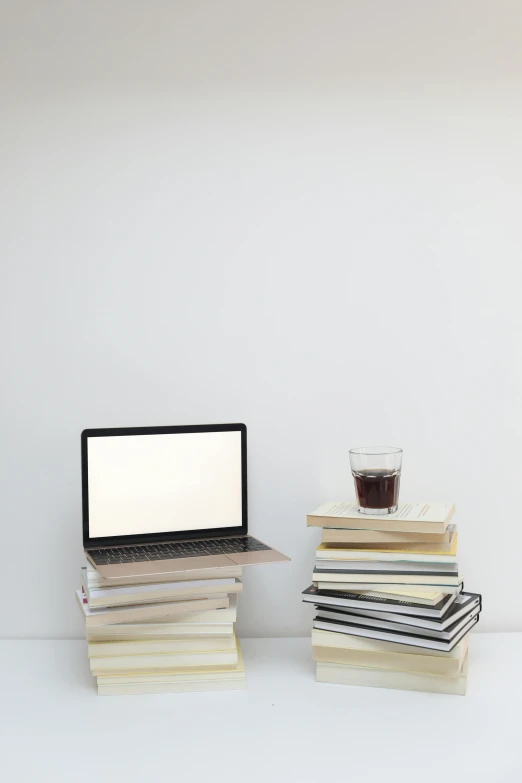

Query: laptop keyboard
[88,536,271,565]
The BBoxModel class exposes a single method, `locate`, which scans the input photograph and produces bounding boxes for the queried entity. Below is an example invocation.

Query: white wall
[2,0,521,638]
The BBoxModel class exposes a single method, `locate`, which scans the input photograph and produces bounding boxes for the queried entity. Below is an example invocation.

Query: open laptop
[82,423,289,579]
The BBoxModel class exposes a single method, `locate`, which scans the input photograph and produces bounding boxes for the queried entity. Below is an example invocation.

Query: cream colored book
[98,643,246,685]
[76,589,228,627]
[342,588,448,605]
[313,635,469,677]
[83,575,242,608]
[316,533,458,563]
[315,578,463,593]
[88,635,236,657]
[316,654,468,695]
[311,628,466,658]
[321,527,454,545]
[84,563,242,589]
[308,501,455,533]
[98,678,247,696]
[137,594,238,624]
[86,621,234,641]
[90,646,239,673]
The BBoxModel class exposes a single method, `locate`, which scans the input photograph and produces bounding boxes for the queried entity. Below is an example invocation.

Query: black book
[313,612,480,652]
[315,597,481,639]
[302,584,462,619]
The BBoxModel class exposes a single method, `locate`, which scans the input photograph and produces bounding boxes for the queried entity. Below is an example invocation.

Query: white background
[1,0,521,639]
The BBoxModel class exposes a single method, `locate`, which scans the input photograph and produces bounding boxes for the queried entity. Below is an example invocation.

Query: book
[315,582,463,595]
[311,628,467,658]
[313,572,463,586]
[97,646,245,684]
[313,612,479,651]
[314,560,459,574]
[343,586,462,604]
[316,655,468,695]
[90,645,240,673]
[82,575,243,608]
[315,603,481,641]
[98,678,247,696]
[321,526,455,545]
[308,501,455,533]
[135,594,238,624]
[313,635,469,676]
[83,563,242,589]
[88,635,237,657]
[96,643,247,695]
[315,533,458,563]
[86,622,235,641]
[75,589,229,627]
[302,585,458,618]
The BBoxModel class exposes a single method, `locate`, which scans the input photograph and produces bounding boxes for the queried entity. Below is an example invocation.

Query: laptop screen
[85,429,243,539]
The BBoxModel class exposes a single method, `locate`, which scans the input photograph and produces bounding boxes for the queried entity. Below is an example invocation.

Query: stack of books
[76,562,247,695]
[303,501,481,695]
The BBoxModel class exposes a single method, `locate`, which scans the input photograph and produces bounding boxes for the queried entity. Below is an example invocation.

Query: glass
[349,446,403,515]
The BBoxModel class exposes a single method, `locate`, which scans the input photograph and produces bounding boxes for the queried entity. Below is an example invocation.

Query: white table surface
[1,634,520,782]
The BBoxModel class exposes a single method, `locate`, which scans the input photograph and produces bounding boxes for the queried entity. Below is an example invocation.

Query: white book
[84,563,242,589]
[137,594,238,624]
[76,589,229,627]
[316,655,468,695]
[314,560,458,573]
[308,501,455,533]
[82,575,243,608]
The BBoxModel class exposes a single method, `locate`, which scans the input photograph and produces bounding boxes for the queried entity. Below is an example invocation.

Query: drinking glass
[349,446,403,514]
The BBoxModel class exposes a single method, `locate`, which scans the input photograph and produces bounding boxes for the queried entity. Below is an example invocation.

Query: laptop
[82,423,290,579]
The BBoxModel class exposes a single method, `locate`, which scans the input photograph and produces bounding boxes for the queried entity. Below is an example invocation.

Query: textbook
[308,501,455,533]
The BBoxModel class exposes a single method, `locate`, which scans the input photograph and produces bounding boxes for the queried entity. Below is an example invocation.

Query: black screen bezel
[82,423,247,548]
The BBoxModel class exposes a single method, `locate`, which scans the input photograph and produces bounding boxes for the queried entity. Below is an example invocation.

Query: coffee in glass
[349,447,403,514]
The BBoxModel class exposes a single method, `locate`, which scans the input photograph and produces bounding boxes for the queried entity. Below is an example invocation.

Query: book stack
[76,562,246,695]
[303,501,481,695]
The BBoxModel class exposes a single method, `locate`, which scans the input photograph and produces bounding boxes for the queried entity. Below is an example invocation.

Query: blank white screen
[87,431,243,538]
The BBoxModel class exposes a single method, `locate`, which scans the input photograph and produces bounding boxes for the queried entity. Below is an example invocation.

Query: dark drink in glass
[349,447,403,515]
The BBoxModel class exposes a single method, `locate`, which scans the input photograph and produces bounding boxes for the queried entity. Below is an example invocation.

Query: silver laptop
[82,423,289,579]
